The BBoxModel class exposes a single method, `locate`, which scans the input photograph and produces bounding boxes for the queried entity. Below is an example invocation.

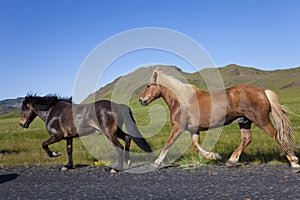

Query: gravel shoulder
[1,164,300,199]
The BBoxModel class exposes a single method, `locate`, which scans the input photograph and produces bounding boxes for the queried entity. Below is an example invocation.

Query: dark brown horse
[139,70,299,168]
[20,94,152,172]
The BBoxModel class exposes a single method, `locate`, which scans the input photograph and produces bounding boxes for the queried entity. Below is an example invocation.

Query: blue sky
[0,0,299,100]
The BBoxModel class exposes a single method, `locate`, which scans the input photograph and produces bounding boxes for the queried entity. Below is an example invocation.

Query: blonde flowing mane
[152,71,197,107]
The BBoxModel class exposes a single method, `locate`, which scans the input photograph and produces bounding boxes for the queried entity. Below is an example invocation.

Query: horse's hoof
[110,168,119,174]
[61,166,69,171]
[206,152,222,160]
[226,161,236,167]
[291,163,300,169]
[152,162,160,169]
[104,167,120,173]
[212,153,222,160]
[154,159,162,168]
[61,164,74,171]
[127,160,132,167]
[291,164,300,173]
[52,151,62,157]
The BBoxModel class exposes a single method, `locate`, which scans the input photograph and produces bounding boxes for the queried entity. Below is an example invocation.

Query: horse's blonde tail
[264,89,295,154]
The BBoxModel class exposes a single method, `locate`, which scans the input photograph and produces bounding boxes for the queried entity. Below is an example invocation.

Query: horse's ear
[152,71,158,84]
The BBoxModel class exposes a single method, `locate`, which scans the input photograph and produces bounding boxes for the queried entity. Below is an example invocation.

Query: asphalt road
[1,164,300,199]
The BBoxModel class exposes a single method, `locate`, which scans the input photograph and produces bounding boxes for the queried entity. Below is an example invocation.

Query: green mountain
[84,64,300,103]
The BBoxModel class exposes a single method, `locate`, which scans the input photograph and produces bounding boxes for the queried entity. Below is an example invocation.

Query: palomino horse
[20,94,152,172]
[139,70,299,168]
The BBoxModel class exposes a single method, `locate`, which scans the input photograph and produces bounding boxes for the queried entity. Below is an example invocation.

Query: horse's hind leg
[261,122,299,168]
[42,135,62,157]
[104,131,124,172]
[124,136,131,166]
[61,138,74,171]
[117,128,132,166]
[227,118,252,166]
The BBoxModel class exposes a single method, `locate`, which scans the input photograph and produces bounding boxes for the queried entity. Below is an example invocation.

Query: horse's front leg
[191,133,222,160]
[116,128,132,166]
[155,123,183,167]
[42,135,62,157]
[61,138,74,171]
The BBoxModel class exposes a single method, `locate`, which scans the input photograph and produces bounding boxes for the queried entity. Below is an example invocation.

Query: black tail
[117,104,152,152]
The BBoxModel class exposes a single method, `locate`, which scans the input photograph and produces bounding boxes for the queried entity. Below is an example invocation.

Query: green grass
[1,88,300,167]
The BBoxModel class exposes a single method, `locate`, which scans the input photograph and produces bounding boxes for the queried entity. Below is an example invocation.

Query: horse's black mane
[23,94,72,111]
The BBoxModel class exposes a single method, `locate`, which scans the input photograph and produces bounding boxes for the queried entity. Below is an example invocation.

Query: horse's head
[19,98,37,128]
[139,71,161,106]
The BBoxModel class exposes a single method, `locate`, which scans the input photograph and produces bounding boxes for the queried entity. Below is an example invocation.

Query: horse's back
[228,84,265,96]
[227,84,271,120]
[227,84,269,107]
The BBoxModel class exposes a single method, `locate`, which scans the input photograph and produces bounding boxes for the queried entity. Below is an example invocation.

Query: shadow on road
[0,174,18,184]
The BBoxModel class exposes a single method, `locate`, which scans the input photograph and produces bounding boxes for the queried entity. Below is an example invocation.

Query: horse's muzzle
[19,122,29,128]
[139,98,148,106]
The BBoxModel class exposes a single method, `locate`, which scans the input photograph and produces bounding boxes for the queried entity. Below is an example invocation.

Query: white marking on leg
[286,155,300,168]
[61,166,69,171]
[52,151,61,157]
[155,149,169,167]
[228,156,239,163]
[154,159,161,167]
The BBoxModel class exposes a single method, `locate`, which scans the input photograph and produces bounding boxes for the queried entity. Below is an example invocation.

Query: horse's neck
[160,86,180,110]
[33,105,53,122]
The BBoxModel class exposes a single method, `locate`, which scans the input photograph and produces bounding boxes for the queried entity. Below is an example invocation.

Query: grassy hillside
[85,64,300,102]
